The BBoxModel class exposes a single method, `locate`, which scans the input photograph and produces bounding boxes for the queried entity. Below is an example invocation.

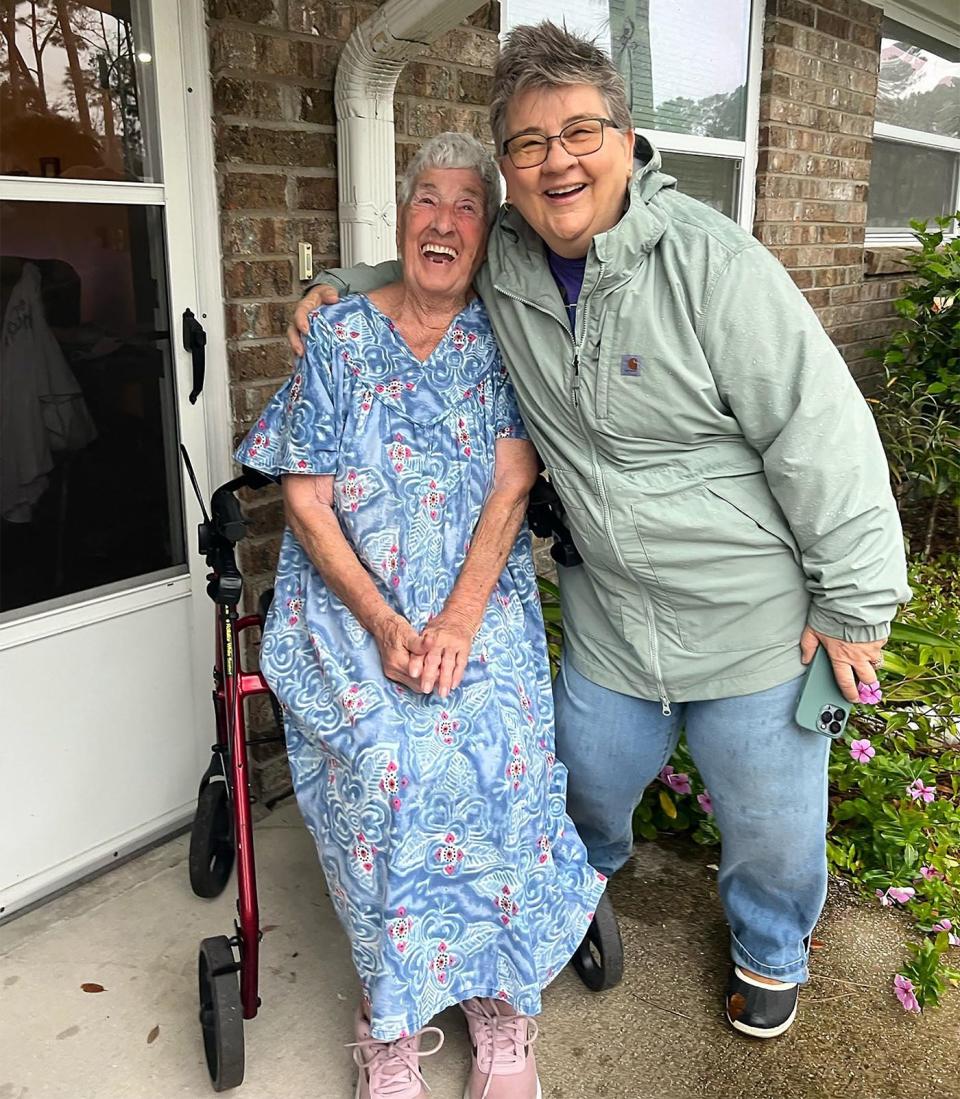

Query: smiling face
[500,84,635,259]
[398,167,489,304]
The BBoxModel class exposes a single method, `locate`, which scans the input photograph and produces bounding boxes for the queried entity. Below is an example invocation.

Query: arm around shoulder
[308,260,402,296]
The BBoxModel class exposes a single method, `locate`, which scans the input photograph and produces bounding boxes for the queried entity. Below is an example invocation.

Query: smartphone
[795,645,853,738]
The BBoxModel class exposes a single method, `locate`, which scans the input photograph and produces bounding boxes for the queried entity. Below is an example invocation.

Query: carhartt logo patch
[620,354,644,376]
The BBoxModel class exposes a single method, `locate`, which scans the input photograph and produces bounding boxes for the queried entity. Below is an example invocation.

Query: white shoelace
[347,1026,444,1098]
[461,998,539,1099]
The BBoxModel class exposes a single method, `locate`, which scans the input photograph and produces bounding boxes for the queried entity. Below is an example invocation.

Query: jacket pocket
[629,475,808,654]
[703,473,802,568]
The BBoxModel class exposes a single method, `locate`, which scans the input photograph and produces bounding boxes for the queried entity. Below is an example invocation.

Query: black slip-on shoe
[725,966,799,1039]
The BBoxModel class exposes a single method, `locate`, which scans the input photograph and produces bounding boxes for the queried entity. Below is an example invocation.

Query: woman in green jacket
[293,21,910,1045]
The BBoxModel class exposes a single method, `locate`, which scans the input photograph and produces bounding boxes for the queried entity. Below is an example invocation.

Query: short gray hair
[490,22,633,151]
[398,132,502,227]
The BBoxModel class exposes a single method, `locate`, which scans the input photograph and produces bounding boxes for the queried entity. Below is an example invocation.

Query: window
[868,14,960,242]
[501,0,763,227]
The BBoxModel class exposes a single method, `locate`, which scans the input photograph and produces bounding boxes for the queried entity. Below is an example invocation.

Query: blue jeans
[554,656,829,983]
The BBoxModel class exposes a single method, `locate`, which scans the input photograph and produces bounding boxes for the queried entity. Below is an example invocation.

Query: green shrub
[871,213,960,557]
[877,214,960,409]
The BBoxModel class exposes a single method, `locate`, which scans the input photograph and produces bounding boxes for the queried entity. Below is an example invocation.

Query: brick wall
[206,0,499,796]
[755,0,910,383]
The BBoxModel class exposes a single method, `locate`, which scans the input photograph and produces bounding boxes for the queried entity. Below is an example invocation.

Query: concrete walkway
[2,799,958,1099]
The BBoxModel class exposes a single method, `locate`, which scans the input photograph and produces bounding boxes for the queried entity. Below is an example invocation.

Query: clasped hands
[373,606,478,699]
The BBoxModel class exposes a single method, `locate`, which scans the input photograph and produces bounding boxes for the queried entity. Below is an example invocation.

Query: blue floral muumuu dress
[238,296,605,1040]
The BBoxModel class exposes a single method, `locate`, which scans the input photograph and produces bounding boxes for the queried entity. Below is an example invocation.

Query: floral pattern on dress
[237,295,605,1041]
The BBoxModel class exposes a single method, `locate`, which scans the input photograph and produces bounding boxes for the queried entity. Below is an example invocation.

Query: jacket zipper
[494,284,584,405]
[642,590,672,715]
[493,278,672,713]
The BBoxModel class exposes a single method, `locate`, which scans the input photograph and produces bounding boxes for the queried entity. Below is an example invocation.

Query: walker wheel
[189,781,235,898]
[572,892,624,991]
[198,936,244,1091]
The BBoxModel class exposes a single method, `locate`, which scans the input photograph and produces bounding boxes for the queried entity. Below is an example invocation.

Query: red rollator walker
[182,450,624,1092]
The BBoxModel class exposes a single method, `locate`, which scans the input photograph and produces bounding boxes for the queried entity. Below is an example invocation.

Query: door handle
[182,308,207,404]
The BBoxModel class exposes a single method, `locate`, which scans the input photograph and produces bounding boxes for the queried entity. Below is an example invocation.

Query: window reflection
[877,20,960,140]
[610,0,750,140]
[0,1,159,182]
[0,201,184,615]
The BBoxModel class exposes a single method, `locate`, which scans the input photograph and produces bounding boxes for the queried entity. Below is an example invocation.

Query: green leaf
[832,801,864,822]
[891,621,960,651]
[536,576,561,599]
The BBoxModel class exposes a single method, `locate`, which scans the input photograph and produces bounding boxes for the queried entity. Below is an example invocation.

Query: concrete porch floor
[2,798,958,1099]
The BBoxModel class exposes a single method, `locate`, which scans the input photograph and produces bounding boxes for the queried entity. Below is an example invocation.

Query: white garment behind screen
[0,262,96,522]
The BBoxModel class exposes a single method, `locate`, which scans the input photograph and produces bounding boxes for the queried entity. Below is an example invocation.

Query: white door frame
[175,0,233,493]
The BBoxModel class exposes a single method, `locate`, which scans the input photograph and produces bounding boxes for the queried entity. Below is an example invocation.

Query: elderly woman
[297,24,910,1041]
[240,132,603,1099]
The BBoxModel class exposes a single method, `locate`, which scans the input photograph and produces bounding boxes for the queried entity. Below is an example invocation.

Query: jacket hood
[490,135,677,296]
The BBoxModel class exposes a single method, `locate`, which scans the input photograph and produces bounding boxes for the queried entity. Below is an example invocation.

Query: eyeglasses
[501,118,620,169]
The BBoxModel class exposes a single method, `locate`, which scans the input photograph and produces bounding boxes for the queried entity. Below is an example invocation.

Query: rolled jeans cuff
[729,930,810,985]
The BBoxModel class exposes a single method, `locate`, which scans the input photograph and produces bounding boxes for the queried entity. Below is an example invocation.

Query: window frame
[633,0,765,232]
[868,3,960,245]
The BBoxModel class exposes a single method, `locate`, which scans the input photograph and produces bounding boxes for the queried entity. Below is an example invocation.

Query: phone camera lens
[829,721,842,734]
[832,708,846,722]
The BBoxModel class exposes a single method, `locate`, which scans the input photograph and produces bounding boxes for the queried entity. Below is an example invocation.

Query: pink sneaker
[348,1009,444,1099]
[460,998,541,1099]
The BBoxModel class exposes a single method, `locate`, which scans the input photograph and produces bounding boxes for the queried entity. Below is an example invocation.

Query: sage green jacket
[317,139,910,707]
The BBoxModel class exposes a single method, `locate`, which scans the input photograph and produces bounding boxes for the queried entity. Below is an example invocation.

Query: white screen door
[0,0,229,918]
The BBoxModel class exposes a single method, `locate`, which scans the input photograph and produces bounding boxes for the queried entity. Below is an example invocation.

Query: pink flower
[697,791,714,815]
[893,974,920,1013]
[889,886,916,904]
[918,866,943,881]
[857,681,883,704]
[907,778,936,803]
[877,886,915,906]
[932,919,960,946]
[850,738,876,763]
[659,765,692,796]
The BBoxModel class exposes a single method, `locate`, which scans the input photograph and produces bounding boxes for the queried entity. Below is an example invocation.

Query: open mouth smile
[544,183,587,202]
[420,243,459,264]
